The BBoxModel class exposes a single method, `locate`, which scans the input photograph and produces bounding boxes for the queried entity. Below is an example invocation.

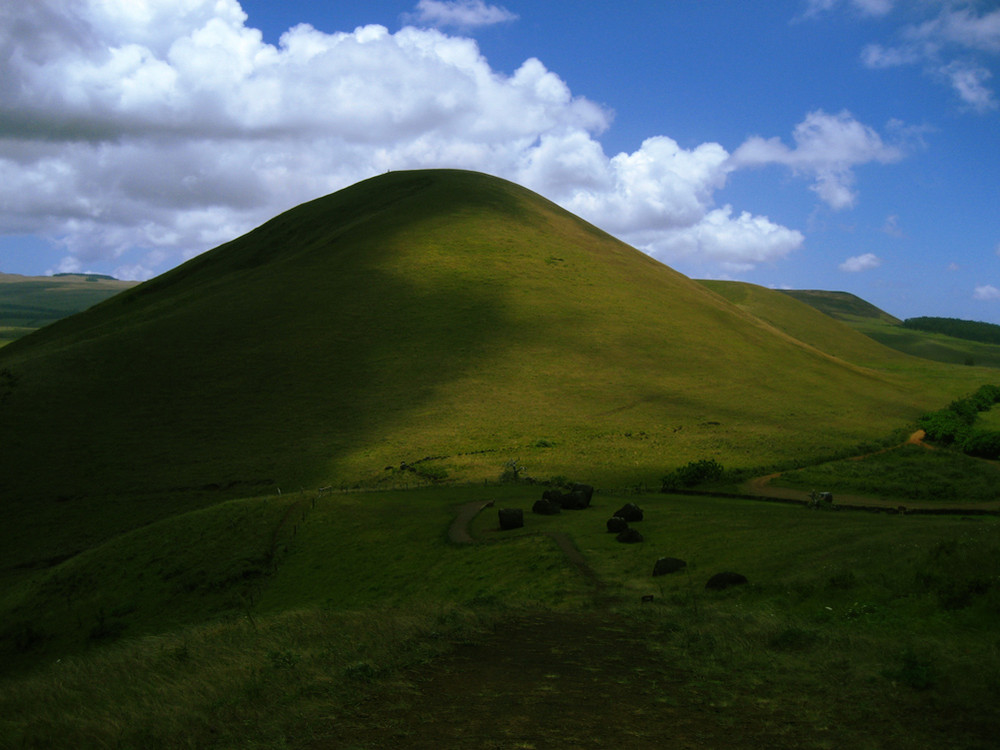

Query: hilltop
[777,288,901,324]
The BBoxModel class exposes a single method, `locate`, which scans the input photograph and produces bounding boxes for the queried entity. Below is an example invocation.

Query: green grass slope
[0,273,137,346]
[699,280,913,366]
[775,286,1000,367]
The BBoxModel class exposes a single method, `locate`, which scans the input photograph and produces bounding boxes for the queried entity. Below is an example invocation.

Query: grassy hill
[1,170,994,575]
[0,273,137,346]
[774,287,1000,368]
[1,171,989,504]
[2,170,999,747]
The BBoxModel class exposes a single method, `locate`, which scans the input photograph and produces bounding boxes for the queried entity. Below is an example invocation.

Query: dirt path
[448,500,495,544]
[328,610,808,750]
[449,501,607,594]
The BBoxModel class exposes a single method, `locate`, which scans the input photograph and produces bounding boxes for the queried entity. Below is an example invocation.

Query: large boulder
[705,571,748,590]
[542,489,564,504]
[570,483,594,505]
[532,498,561,515]
[616,528,644,544]
[560,489,590,510]
[498,508,524,530]
[614,502,643,522]
[653,557,687,576]
[606,516,629,533]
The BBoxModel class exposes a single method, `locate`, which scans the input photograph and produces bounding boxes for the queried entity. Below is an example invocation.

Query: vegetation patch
[772,443,1000,502]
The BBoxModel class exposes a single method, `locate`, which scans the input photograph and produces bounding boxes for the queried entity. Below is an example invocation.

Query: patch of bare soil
[329,611,805,750]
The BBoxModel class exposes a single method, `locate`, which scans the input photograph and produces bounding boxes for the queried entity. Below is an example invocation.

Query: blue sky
[1,1,998,322]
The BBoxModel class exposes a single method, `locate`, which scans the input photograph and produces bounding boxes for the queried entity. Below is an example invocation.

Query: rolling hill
[0,170,990,508]
[771,287,1000,367]
[0,272,137,346]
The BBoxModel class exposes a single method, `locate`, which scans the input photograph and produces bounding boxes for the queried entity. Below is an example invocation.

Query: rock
[652,557,687,576]
[570,483,594,505]
[606,516,629,533]
[532,499,561,515]
[616,528,643,544]
[705,571,748,590]
[614,502,643,522]
[542,489,563,503]
[560,489,590,510]
[498,508,524,530]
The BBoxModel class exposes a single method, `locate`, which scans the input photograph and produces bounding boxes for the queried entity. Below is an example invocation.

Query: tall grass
[0,604,491,750]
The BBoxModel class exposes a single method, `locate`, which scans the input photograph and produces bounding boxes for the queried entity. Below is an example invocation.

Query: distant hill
[0,170,991,512]
[767,287,1000,368]
[902,317,1000,346]
[0,273,137,346]
[777,289,901,324]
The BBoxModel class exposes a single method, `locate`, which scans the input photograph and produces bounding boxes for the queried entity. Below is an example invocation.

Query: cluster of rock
[532,483,594,514]
[607,502,644,543]
[497,483,595,530]
[498,489,749,592]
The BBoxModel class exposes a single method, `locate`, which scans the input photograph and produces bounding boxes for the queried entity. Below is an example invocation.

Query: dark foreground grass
[2,487,998,748]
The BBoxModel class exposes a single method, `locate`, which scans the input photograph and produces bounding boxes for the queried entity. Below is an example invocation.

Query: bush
[661,459,725,490]
[918,409,972,444]
[962,430,1000,459]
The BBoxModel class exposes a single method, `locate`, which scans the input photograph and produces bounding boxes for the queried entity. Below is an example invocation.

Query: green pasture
[1,483,998,748]
[0,273,136,343]
[772,443,1000,504]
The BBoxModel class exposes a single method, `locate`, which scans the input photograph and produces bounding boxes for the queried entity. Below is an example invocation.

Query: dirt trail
[450,501,607,594]
[447,500,494,544]
[331,610,807,750]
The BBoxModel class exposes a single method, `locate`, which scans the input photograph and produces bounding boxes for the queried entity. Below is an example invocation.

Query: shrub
[499,458,527,483]
[962,430,1000,459]
[661,459,725,490]
[918,409,971,444]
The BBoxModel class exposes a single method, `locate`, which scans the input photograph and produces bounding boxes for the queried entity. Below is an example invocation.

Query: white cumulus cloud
[839,253,882,272]
[974,285,1000,300]
[406,0,518,29]
[730,110,903,210]
[855,4,1000,112]
[0,0,896,280]
[804,0,894,18]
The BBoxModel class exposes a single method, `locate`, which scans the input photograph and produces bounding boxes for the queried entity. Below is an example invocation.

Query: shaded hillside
[0,171,991,517]
[0,273,137,345]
